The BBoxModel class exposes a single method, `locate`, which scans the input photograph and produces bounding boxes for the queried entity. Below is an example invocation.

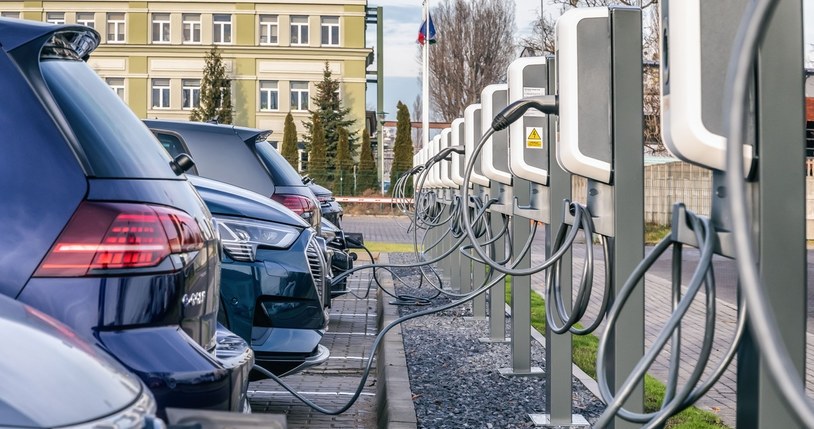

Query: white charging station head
[556,7,613,184]
[430,135,441,188]
[661,0,754,174]
[450,118,466,187]
[464,104,490,187]
[508,56,549,186]
[439,128,457,189]
[480,84,512,185]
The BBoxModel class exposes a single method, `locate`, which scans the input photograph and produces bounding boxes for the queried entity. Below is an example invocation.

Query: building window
[152,13,170,43]
[182,14,201,44]
[182,79,201,110]
[106,77,125,100]
[259,81,279,111]
[76,12,95,28]
[151,79,170,109]
[290,81,309,111]
[107,13,125,43]
[46,12,65,25]
[213,14,232,44]
[1,12,20,19]
[321,16,339,46]
[290,16,309,46]
[259,15,278,45]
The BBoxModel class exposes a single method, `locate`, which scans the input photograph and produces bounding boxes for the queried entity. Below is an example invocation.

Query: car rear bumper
[98,324,253,416]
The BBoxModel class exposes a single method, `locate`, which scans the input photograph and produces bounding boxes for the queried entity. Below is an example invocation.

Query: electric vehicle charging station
[450,117,472,296]
[439,128,459,291]
[659,0,806,427]
[480,84,512,343]
[552,7,644,428]
[465,103,489,320]
[498,56,553,382]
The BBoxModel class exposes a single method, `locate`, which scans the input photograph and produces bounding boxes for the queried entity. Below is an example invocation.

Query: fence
[576,159,814,239]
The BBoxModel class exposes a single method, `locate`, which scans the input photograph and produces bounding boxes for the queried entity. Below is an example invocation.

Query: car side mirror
[170,153,195,175]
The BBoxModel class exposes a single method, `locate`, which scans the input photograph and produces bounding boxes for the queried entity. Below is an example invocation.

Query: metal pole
[736,1,806,427]
[422,1,430,152]
[470,184,488,320]
[376,6,385,195]
[607,9,644,428]
[541,56,577,426]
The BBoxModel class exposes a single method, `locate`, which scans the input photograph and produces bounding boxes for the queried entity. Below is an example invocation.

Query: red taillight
[34,202,204,277]
[271,194,316,216]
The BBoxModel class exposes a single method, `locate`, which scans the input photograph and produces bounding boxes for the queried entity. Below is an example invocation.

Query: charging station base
[463,316,487,321]
[498,366,545,377]
[529,413,589,427]
[477,337,510,344]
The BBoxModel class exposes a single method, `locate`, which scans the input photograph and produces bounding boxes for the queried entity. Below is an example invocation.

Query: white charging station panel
[464,104,490,187]
[481,84,512,185]
[556,7,613,184]
[439,128,457,188]
[450,118,466,186]
[660,0,753,173]
[508,56,549,186]
[430,135,441,188]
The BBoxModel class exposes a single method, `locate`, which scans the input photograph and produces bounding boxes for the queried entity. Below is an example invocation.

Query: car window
[153,126,275,197]
[40,60,177,179]
[154,132,199,175]
[254,141,305,186]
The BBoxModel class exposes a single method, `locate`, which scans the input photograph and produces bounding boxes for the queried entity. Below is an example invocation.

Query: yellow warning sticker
[526,127,543,149]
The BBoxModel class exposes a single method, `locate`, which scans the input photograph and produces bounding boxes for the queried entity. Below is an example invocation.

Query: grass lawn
[510,285,728,429]
[364,241,420,253]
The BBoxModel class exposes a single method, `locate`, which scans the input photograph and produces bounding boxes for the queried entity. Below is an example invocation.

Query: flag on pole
[417,13,436,45]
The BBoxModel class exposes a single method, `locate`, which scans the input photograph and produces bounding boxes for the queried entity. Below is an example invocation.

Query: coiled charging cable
[594,207,746,428]
[545,201,612,335]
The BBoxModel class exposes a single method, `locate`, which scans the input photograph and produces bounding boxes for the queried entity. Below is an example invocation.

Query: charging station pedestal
[499,56,551,380]
[660,1,806,425]
[479,84,511,344]
[464,103,489,320]
[540,7,644,428]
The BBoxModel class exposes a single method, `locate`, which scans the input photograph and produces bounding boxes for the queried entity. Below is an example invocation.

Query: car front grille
[305,238,326,306]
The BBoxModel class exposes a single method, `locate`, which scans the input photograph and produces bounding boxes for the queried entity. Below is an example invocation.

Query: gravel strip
[385,252,606,428]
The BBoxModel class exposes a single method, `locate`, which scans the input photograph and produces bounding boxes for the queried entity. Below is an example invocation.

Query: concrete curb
[375,253,419,429]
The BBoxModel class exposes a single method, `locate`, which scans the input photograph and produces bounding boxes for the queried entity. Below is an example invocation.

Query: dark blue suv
[0,19,252,413]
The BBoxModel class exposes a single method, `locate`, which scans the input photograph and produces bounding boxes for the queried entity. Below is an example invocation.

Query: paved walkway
[249,256,379,428]
[344,214,814,428]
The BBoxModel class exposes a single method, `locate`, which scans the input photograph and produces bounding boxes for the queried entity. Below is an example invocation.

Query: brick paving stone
[250,256,379,428]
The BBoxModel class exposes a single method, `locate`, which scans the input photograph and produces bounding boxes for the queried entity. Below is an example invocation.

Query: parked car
[145,119,353,295]
[189,175,331,376]
[0,294,164,429]
[0,19,252,414]
[144,120,321,232]
[305,178,344,228]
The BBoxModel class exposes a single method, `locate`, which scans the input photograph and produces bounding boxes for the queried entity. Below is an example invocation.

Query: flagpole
[422,0,429,152]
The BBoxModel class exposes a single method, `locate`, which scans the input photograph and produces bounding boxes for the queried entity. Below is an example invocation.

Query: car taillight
[34,201,203,277]
[272,193,318,218]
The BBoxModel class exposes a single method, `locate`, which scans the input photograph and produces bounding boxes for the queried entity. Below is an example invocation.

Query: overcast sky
[365,0,814,120]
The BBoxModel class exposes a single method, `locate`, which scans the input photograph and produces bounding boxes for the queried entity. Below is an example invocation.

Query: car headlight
[214,217,300,262]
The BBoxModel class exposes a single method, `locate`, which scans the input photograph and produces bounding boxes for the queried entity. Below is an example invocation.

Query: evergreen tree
[302,62,357,178]
[357,127,379,194]
[191,47,232,124]
[306,114,329,185]
[281,112,299,170]
[335,127,354,195]
[390,101,414,197]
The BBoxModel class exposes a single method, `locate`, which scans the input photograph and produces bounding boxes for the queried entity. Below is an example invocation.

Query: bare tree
[422,0,516,122]
[520,0,666,153]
